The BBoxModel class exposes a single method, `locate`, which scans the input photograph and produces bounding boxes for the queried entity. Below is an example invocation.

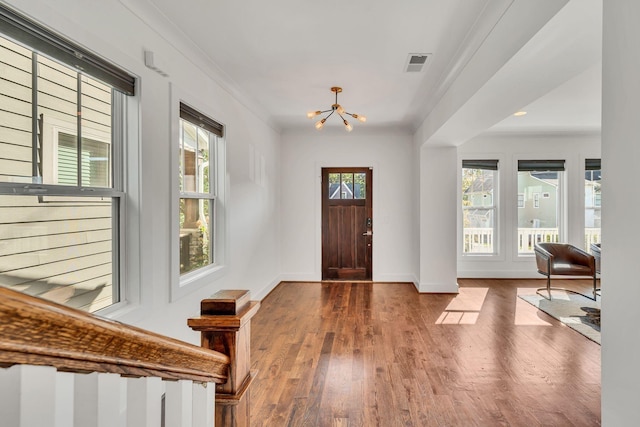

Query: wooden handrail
[0,287,230,383]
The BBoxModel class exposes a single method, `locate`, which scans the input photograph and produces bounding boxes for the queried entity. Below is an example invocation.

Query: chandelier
[307,87,366,132]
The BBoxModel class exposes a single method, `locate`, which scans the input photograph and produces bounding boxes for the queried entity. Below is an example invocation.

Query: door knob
[362,230,372,236]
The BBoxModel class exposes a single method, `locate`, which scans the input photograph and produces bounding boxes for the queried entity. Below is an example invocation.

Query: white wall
[3,0,281,344]
[418,145,458,293]
[279,127,417,284]
[601,0,640,423]
[457,132,601,278]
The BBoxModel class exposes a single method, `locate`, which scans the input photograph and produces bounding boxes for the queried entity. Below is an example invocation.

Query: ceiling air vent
[405,53,431,72]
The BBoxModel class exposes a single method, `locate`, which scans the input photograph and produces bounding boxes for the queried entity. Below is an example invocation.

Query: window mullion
[180,192,215,199]
[195,131,201,193]
[31,52,38,181]
[211,137,217,198]
[76,74,82,187]
[0,182,123,197]
[111,91,124,191]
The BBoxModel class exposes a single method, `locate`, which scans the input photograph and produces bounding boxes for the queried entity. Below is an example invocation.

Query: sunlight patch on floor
[515,288,552,326]
[435,287,488,325]
[435,311,479,324]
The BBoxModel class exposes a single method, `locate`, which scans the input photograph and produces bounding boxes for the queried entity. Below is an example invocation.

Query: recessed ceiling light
[513,111,527,117]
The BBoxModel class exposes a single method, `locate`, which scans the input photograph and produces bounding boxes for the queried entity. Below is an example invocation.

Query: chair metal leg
[536,274,554,300]
[536,274,598,301]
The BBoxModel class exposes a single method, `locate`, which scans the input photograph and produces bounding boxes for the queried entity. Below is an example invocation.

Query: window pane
[585,168,601,249]
[179,120,215,195]
[341,173,354,199]
[180,120,198,192]
[0,36,36,183]
[354,173,366,199]
[517,170,560,254]
[56,133,110,187]
[83,138,110,187]
[196,128,210,193]
[38,55,78,185]
[180,198,213,274]
[81,75,112,188]
[462,167,496,254]
[57,132,78,185]
[0,194,116,312]
[328,173,340,199]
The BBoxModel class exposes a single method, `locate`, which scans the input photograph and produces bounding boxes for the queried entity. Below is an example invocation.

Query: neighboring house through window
[461,159,498,255]
[0,6,135,313]
[517,160,564,255]
[41,116,111,188]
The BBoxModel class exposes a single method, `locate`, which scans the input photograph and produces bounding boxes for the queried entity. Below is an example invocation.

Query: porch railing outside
[463,228,601,254]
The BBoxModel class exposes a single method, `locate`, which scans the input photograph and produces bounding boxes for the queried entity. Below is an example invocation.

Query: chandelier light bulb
[315,118,326,130]
[337,105,345,115]
[343,119,353,132]
[353,114,367,123]
[307,110,321,119]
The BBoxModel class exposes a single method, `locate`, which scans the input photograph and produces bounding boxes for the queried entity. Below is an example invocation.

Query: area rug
[518,292,601,345]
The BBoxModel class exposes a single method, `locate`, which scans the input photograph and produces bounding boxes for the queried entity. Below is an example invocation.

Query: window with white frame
[178,103,224,276]
[585,158,601,249]
[0,6,135,313]
[461,160,498,255]
[517,160,564,255]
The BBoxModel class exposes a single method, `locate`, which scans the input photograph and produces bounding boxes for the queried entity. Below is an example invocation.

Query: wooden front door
[322,167,372,280]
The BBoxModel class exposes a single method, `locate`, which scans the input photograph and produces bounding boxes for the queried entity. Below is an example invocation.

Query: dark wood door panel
[322,168,372,280]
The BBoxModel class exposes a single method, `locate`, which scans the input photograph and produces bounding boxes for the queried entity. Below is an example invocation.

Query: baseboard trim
[374,274,419,285]
[253,275,283,301]
[418,281,460,294]
[278,273,319,283]
[457,270,543,279]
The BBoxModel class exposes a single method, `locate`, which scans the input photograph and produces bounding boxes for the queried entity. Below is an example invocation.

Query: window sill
[171,263,227,302]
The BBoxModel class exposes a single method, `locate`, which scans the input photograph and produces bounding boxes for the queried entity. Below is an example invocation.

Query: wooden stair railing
[0,286,230,383]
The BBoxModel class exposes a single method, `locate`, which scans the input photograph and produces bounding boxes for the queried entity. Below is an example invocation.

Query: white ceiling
[139,0,602,137]
[489,63,601,133]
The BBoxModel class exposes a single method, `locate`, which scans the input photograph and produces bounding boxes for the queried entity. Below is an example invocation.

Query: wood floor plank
[250,279,601,426]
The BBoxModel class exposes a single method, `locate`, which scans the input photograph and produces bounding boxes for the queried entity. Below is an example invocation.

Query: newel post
[188,290,260,427]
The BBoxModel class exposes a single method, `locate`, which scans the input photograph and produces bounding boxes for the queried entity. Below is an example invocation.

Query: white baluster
[191,382,215,427]
[126,376,163,427]
[74,372,124,427]
[164,380,193,427]
[55,371,74,427]
[0,365,57,427]
[0,366,19,427]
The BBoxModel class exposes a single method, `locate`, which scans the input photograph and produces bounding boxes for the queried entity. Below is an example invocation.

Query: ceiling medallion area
[307,87,366,132]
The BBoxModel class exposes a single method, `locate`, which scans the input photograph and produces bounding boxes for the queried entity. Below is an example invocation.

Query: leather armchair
[534,242,598,300]
[590,243,601,274]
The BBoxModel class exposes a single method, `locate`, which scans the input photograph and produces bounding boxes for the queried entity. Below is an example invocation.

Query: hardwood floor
[250,279,601,426]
